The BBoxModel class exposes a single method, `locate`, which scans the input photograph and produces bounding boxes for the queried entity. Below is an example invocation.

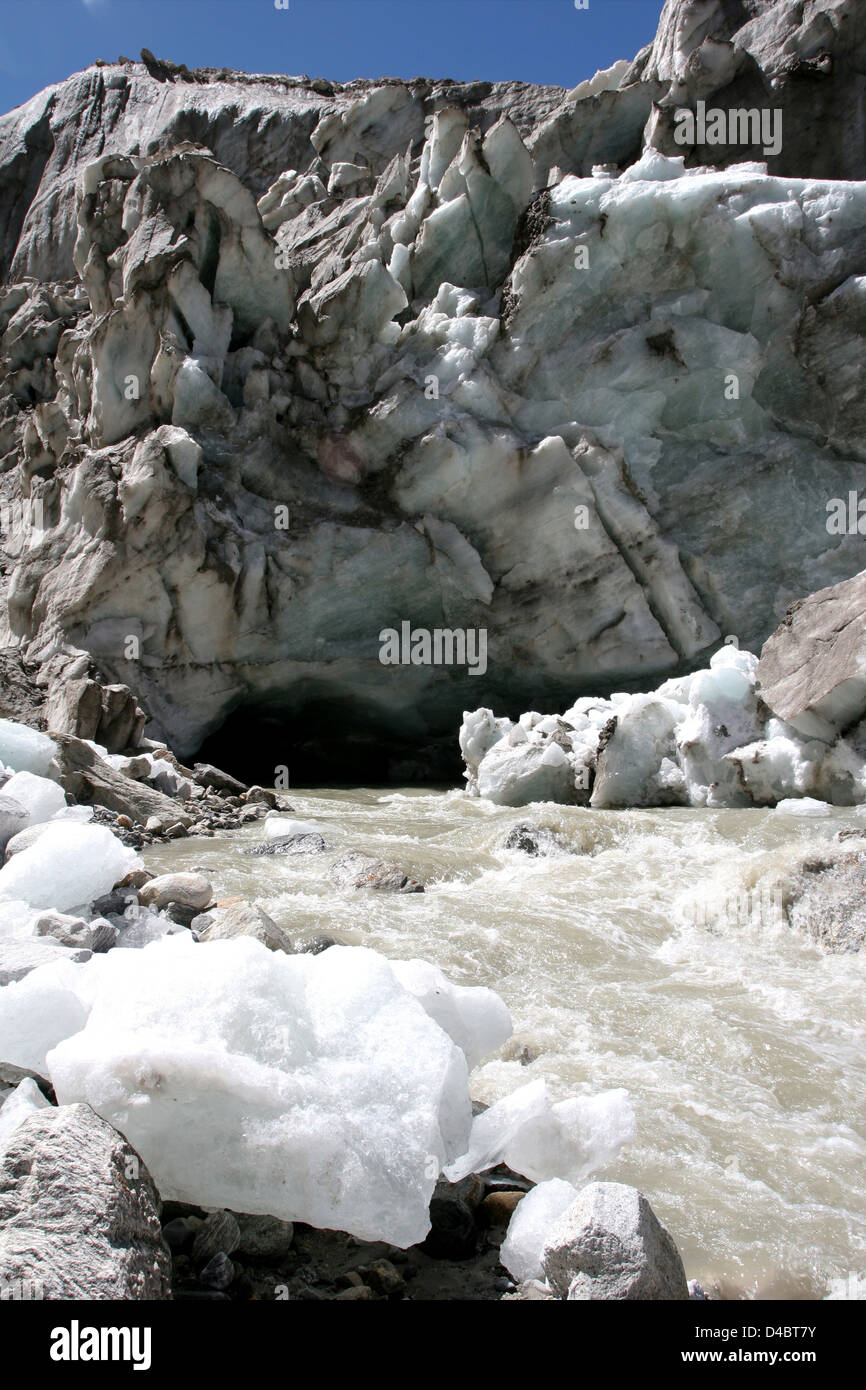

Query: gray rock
[32,910,92,949]
[161,1215,201,1253]
[3,822,50,860]
[0,938,91,985]
[244,832,328,856]
[234,1213,295,1264]
[199,1251,235,1290]
[191,1209,241,1265]
[193,763,248,796]
[0,796,28,856]
[330,852,424,894]
[757,570,866,740]
[87,917,120,953]
[52,734,192,831]
[542,1182,689,1301]
[195,901,293,954]
[504,823,565,856]
[138,872,213,911]
[0,1103,171,1299]
[783,849,866,952]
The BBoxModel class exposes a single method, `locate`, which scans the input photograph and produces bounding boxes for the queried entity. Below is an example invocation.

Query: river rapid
[144,791,866,1300]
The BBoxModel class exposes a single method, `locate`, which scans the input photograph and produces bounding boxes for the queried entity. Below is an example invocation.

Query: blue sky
[0,0,664,112]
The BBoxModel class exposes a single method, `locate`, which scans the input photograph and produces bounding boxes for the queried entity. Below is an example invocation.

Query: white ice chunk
[0,956,103,1073]
[1,771,66,826]
[445,1079,636,1184]
[0,1076,51,1151]
[0,823,139,911]
[774,797,832,817]
[46,937,474,1247]
[500,1177,579,1284]
[263,816,324,841]
[0,720,57,777]
[0,900,35,942]
[389,959,512,1070]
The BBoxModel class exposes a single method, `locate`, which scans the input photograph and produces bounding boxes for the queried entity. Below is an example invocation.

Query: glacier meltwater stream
[144,792,866,1298]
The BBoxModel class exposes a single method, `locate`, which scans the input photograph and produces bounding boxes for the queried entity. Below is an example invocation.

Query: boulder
[0,797,28,856]
[782,850,866,953]
[138,872,213,911]
[193,763,248,796]
[757,570,866,740]
[194,900,293,954]
[330,852,424,893]
[0,1103,171,1298]
[51,733,193,830]
[541,1182,689,1301]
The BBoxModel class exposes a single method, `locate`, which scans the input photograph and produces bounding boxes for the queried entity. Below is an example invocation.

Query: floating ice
[264,816,324,841]
[444,1078,636,1185]
[44,936,481,1246]
[0,720,57,777]
[1,771,66,826]
[0,824,139,912]
[775,797,832,817]
[500,1177,579,1284]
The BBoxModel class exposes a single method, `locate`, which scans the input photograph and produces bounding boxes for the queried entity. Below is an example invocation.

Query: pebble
[199,1252,235,1291]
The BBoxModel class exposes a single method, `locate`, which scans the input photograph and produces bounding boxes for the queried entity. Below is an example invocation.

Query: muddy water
[145,791,866,1299]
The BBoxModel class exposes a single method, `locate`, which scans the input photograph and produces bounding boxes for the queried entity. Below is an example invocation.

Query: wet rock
[478,1190,526,1227]
[330,852,424,893]
[0,1103,171,1298]
[234,1213,295,1264]
[542,1182,689,1301]
[139,872,213,911]
[191,1210,241,1265]
[193,763,248,796]
[504,823,564,856]
[161,1216,202,1252]
[783,851,866,952]
[87,918,120,953]
[244,786,279,807]
[199,1251,235,1290]
[194,900,293,954]
[0,797,28,855]
[297,934,342,955]
[244,831,328,856]
[423,1179,479,1260]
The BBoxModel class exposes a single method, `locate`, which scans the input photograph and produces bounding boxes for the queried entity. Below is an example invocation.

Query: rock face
[757,570,866,741]
[0,1102,171,1299]
[541,1181,689,1301]
[1,7,866,762]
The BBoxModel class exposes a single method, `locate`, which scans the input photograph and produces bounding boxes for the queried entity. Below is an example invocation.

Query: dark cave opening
[194,698,464,790]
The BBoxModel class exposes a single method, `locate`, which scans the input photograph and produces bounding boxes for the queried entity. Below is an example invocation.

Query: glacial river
[145,791,866,1299]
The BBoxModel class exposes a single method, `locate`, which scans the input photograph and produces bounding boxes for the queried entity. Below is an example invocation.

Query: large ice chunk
[46,937,475,1247]
[500,1177,579,1284]
[0,824,139,911]
[0,956,102,1072]
[445,1079,636,1184]
[389,959,512,1070]
[0,720,57,777]
[1,771,66,826]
